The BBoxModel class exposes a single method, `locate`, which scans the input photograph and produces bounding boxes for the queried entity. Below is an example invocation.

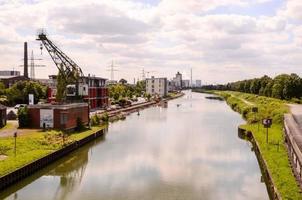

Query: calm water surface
[1,91,269,200]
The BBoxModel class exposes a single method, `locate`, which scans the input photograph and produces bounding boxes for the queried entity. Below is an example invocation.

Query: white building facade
[146,76,168,97]
[195,80,202,88]
[173,72,182,90]
[182,80,190,88]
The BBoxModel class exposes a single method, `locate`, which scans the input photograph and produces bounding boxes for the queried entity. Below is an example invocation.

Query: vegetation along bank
[194,89,302,200]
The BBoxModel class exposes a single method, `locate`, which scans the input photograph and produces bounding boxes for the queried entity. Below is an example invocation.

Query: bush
[0,145,11,155]
[242,107,251,119]
[18,106,29,128]
[91,115,100,126]
[291,98,302,104]
[76,117,84,131]
[101,112,109,123]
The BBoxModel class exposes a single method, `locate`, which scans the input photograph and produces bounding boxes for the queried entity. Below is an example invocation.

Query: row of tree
[202,73,302,100]
[108,80,146,102]
[0,81,47,106]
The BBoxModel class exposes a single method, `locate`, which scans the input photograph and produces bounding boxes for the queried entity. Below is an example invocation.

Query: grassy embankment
[213,91,301,199]
[193,88,301,199]
[0,125,106,177]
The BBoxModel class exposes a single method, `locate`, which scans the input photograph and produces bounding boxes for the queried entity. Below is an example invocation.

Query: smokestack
[24,42,28,78]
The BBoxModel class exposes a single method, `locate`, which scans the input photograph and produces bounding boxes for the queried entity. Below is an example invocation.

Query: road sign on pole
[262,118,272,144]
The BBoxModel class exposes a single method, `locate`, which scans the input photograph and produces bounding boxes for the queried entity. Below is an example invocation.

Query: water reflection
[2,92,268,200]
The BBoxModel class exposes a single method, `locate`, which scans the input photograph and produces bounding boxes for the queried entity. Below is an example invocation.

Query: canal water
[1,91,269,200]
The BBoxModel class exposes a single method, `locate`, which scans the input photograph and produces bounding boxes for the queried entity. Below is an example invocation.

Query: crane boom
[36,30,84,80]
[36,30,85,100]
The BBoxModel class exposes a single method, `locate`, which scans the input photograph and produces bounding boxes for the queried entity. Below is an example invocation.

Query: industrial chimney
[24,42,28,78]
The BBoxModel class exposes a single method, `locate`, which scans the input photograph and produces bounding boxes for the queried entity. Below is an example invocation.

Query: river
[1,91,269,200]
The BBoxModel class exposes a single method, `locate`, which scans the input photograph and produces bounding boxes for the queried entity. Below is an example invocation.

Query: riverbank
[0,126,107,178]
[96,92,185,121]
[0,92,184,191]
[194,90,302,199]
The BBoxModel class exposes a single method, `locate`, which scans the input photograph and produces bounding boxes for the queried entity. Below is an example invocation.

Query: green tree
[56,67,67,102]
[18,106,29,128]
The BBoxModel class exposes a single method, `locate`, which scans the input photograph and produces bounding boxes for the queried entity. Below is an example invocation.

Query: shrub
[101,112,109,123]
[76,117,84,131]
[18,106,29,128]
[242,107,251,119]
[91,115,100,126]
[0,145,11,155]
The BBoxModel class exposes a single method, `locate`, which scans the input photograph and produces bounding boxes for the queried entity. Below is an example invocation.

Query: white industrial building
[195,80,202,88]
[146,76,168,97]
[172,71,182,90]
[182,80,190,88]
[0,70,20,77]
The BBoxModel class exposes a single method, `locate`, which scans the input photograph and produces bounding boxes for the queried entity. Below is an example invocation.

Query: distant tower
[107,60,118,81]
[142,68,146,80]
[30,50,35,79]
[190,68,193,88]
[24,42,28,78]
[27,50,45,79]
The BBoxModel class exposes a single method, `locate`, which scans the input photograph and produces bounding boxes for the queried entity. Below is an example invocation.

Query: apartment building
[146,76,168,97]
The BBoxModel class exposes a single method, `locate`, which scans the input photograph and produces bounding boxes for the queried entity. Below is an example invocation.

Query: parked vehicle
[14,104,27,109]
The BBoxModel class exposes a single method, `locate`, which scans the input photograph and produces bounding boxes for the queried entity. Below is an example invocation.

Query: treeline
[0,81,47,106]
[202,73,302,101]
[108,80,146,103]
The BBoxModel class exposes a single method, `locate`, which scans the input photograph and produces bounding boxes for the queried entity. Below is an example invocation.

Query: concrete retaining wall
[238,127,282,200]
[0,129,105,191]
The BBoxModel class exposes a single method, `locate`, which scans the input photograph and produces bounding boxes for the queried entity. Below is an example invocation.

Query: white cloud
[0,0,301,83]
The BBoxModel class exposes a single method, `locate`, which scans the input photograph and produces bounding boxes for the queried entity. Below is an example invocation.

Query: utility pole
[29,50,45,79]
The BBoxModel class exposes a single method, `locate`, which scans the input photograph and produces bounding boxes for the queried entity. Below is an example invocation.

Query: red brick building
[28,103,89,130]
[46,75,109,110]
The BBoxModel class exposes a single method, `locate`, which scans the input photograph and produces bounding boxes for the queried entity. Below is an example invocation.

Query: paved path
[0,121,40,138]
[230,93,255,106]
[288,104,302,127]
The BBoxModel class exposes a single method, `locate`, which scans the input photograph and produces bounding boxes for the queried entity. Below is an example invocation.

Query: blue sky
[206,0,284,17]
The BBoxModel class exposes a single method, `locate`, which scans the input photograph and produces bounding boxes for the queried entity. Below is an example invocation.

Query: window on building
[60,113,68,125]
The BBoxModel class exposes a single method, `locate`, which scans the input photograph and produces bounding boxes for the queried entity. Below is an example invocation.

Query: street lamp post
[14,132,17,157]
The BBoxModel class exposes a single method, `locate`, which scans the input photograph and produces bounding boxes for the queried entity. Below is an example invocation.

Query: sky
[0,0,302,84]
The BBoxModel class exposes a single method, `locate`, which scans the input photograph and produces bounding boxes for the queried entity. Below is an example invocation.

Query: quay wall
[238,127,282,200]
[0,129,105,191]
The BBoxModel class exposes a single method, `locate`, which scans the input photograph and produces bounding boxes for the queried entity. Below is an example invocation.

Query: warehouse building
[28,103,89,130]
